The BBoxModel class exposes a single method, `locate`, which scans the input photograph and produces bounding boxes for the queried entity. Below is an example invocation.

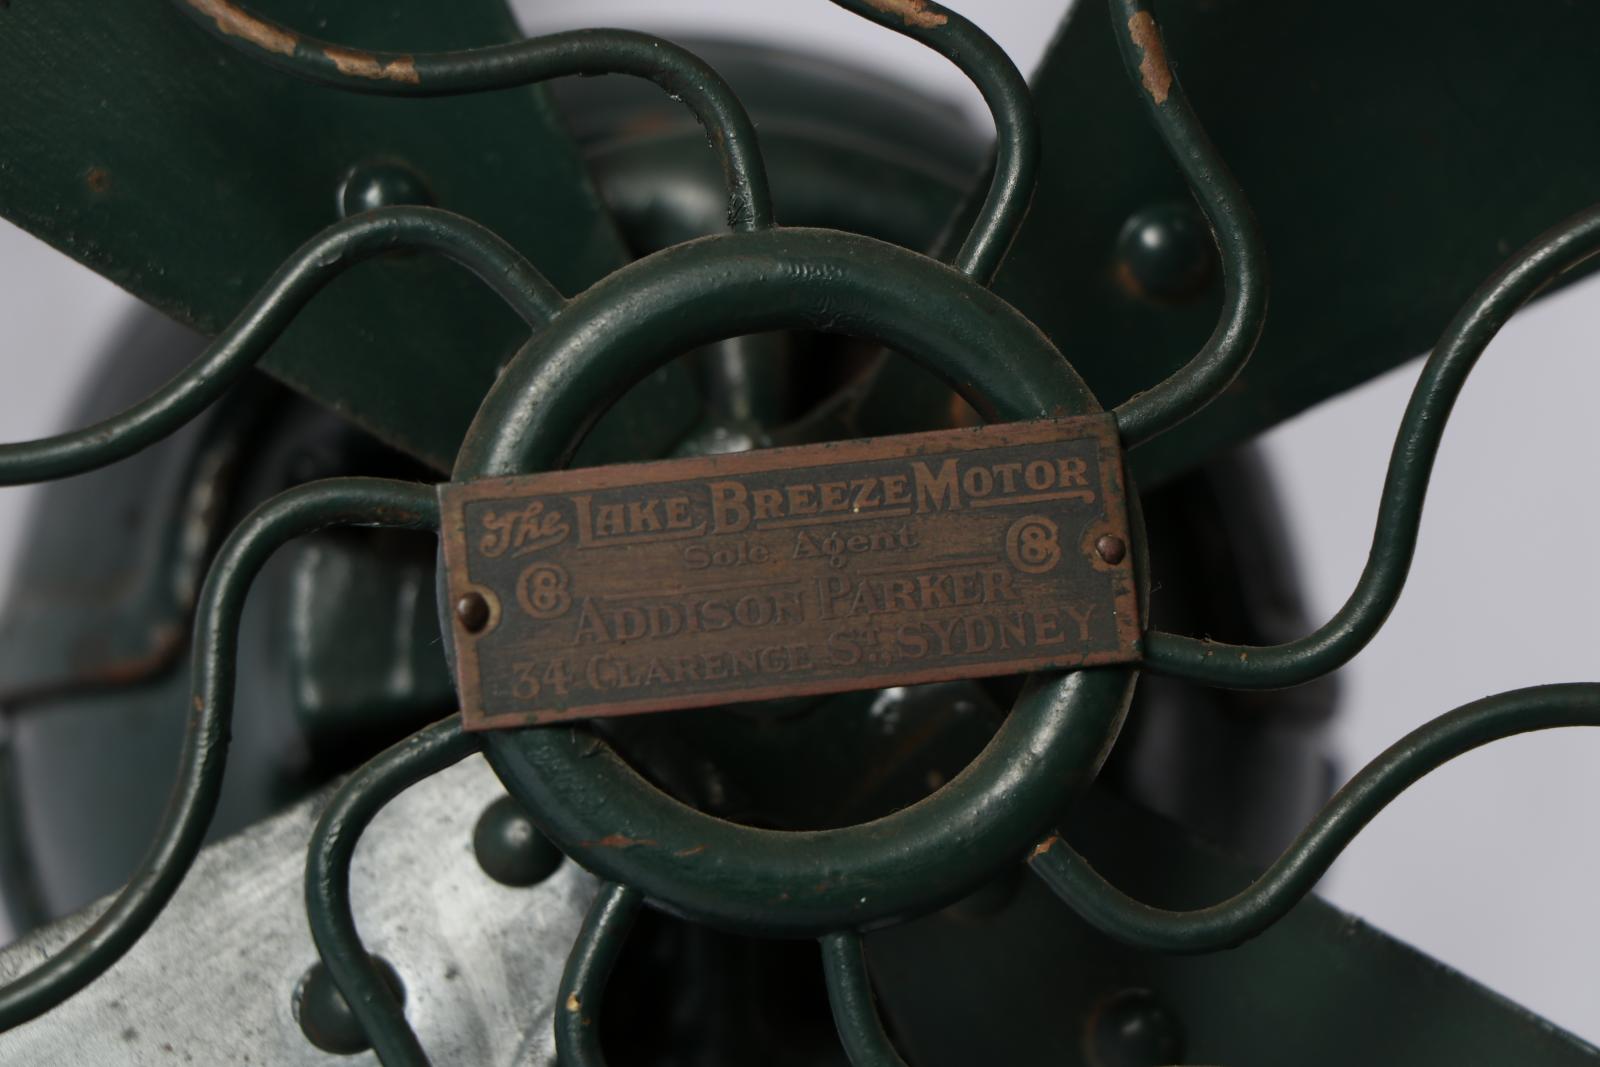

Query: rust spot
[85,166,111,194]
[1127,11,1172,105]
[1114,259,1148,300]
[674,844,707,857]
[863,0,948,30]
[18,621,191,708]
[193,694,204,712]
[1030,835,1061,860]
[619,112,676,140]
[183,0,297,57]
[82,623,186,686]
[584,833,655,850]
[324,45,421,85]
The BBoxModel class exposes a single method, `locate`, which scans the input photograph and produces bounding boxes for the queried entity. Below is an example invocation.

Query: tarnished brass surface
[441,417,1139,728]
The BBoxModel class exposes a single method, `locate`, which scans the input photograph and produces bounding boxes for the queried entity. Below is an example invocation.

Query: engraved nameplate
[440,415,1140,729]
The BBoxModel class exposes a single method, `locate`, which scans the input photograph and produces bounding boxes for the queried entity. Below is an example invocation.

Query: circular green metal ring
[452,227,1140,937]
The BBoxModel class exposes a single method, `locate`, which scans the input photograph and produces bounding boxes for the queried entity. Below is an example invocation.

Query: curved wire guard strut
[555,882,643,1067]
[828,0,1037,285]
[0,207,562,486]
[821,932,911,1067]
[1105,0,1268,449]
[1030,683,1600,953]
[173,0,773,233]
[1143,202,1600,689]
[0,478,440,1032]
[305,715,479,1067]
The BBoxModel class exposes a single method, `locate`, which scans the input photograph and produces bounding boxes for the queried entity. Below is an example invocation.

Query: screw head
[293,957,405,1055]
[1086,989,1183,1067]
[455,591,490,634]
[1114,201,1215,302]
[336,159,434,219]
[1095,534,1128,566]
[473,795,564,887]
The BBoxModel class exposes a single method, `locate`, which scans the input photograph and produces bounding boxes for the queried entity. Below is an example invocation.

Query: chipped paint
[323,46,421,85]
[1030,835,1061,859]
[183,0,296,57]
[1127,11,1172,105]
[565,993,581,1013]
[583,833,656,849]
[863,0,948,30]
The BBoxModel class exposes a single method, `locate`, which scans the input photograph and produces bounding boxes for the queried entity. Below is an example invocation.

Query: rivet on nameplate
[439,415,1141,730]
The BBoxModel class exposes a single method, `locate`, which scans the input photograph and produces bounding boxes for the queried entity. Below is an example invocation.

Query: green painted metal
[990,0,1600,484]
[1101,0,1266,449]
[1142,204,1600,687]
[1031,683,1600,952]
[470,796,564,888]
[585,126,969,256]
[597,681,1000,837]
[455,227,1140,938]
[555,883,643,1067]
[551,38,984,187]
[0,0,627,471]
[0,478,439,1032]
[285,530,456,732]
[294,956,406,1056]
[868,788,1600,1066]
[0,740,45,938]
[820,932,909,1067]
[172,0,775,235]
[7,0,1597,478]
[575,103,980,457]
[304,713,478,1067]
[0,339,268,703]
[0,208,558,485]
[187,0,1043,287]
[826,0,1035,284]
[3,0,1599,1059]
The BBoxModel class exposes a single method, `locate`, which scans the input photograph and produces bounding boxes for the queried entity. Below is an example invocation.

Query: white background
[1,0,1596,1043]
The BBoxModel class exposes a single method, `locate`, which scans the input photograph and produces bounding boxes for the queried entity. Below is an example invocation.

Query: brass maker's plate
[441,415,1139,729]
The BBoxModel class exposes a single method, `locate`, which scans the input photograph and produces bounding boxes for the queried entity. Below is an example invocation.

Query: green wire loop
[0,478,440,1033]
[821,932,911,1067]
[828,0,1038,285]
[305,715,480,1067]
[1106,0,1268,448]
[1143,202,1600,689]
[0,206,561,486]
[1030,683,1600,953]
[458,228,1137,938]
[554,882,643,1067]
[172,0,773,232]
[304,723,645,1067]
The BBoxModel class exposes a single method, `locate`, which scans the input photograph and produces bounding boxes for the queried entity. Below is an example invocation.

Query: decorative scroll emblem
[440,415,1140,729]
